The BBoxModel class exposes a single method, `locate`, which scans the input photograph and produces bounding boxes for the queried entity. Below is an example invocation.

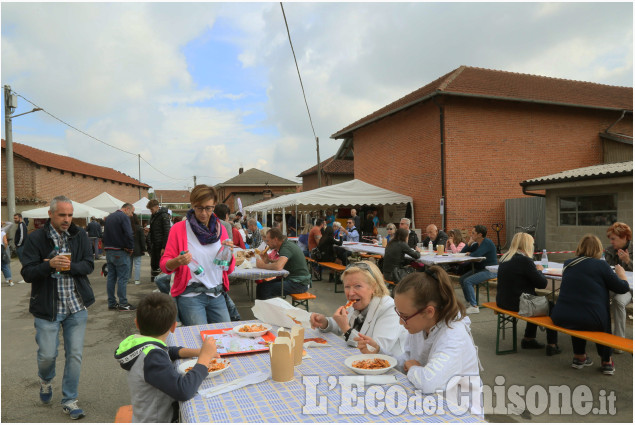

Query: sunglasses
[345,261,379,284]
[394,305,431,324]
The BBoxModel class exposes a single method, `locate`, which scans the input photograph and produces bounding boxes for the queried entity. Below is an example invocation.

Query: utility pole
[316,136,321,188]
[193,176,197,187]
[138,154,141,199]
[4,85,16,221]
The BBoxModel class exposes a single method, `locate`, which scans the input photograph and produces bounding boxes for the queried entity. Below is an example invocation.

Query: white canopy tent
[244,179,415,234]
[132,197,152,215]
[84,192,126,214]
[21,201,110,220]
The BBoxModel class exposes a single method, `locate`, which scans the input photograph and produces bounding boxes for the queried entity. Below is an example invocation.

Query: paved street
[1,255,632,422]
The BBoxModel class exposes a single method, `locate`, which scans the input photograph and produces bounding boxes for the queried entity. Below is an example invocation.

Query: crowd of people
[3,193,632,421]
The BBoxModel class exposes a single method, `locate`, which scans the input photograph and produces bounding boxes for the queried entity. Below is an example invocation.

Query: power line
[140,156,190,181]
[279,2,317,140]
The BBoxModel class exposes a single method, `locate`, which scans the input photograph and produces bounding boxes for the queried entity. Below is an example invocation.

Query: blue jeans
[155,273,171,294]
[131,256,142,282]
[1,247,11,280]
[106,250,131,307]
[177,293,231,326]
[89,238,100,258]
[34,309,88,404]
[459,269,496,307]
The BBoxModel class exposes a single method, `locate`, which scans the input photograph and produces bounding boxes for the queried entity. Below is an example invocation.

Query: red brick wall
[352,96,632,243]
[2,154,148,208]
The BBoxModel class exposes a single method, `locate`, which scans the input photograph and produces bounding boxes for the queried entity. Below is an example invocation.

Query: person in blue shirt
[335,219,360,265]
[459,225,498,315]
[325,210,335,227]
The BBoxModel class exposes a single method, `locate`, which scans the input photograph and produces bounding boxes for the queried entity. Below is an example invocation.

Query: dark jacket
[14,221,28,247]
[21,221,95,321]
[496,253,548,311]
[422,230,448,251]
[407,230,419,249]
[551,257,630,333]
[604,240,633,272]
[317,235,343,262]
[461,238,498,270]
[86,220,102,238]
[383,240,420,279]
[149,207,172,250]
[132,225,147,257]
[103,210,134,250]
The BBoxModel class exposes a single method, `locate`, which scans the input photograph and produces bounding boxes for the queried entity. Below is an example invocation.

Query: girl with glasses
[309,261,407,357]
[356,266,483,417]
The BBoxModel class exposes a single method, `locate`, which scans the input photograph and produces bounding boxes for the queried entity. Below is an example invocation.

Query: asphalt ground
[1,255,632,423]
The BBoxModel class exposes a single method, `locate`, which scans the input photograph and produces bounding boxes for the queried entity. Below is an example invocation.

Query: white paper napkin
[252,298,312,328]
[199,371,270,398]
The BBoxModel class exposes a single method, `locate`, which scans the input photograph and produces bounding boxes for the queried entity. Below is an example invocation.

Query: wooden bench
[317,261,347,293]
[114,405,133,423]
[482,302,633,355]
[289,292,317,311]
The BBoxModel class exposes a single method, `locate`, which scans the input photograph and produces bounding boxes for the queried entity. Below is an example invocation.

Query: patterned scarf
[186,209,221,245]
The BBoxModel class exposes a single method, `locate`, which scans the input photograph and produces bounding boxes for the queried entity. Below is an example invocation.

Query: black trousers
[150,245,163,279]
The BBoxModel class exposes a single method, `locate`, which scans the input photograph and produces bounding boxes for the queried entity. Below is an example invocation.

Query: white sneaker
[152,289,160,293]
[466,306,480,314]
[18,280,25,284]
[134,280,141,285]
[8,280,14,287]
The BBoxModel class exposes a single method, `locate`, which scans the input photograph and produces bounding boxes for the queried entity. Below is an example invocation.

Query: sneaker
[465,306,480,314]
[152,289,160,293]
[8,280,14,286]
[118,303,136,312]
[546,345,562,356]
[521,339,545,349]
[108,304,119,311]
[62,400,85,420]
[134,280,141,285]
[614,349,624,355]
[39,380,52,404]
[571,356,593,369]
[18,280,26,284]
[601,361,615,375]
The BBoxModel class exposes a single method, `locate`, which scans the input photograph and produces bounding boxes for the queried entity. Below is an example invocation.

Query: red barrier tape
[497,251,575,256]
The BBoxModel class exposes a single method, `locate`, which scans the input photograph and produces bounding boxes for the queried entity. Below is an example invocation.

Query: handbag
[310,247,322,261]
[518,293,549,317]
[391,266,414,283]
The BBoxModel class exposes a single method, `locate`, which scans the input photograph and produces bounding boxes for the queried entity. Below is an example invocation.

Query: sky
[1,2,633,191]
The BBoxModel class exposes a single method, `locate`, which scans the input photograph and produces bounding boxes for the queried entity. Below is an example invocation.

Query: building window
[559,194,617,226]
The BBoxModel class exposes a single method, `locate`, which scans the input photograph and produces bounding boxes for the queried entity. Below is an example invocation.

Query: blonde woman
[497,233,560,356]
[309,261,407,357]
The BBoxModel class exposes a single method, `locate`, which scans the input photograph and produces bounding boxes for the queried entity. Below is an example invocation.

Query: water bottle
[213,245,233,271]
[377,235,382,246]
[181,251,205,277]
[601,251,607,261]
[541,249,549,269]
[428,241,434,253]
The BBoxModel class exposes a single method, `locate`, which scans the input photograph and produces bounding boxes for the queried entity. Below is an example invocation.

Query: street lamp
[4,85,42,220]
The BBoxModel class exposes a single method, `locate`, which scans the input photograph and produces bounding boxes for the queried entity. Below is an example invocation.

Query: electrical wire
[279,2,317,140]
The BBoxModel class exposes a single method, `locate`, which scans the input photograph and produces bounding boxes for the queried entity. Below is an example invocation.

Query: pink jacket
[159,221,236,297]
[447,241,466,254]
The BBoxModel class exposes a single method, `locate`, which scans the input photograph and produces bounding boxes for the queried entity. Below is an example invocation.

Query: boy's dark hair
[137,293,177,337]
[213,203,230,220]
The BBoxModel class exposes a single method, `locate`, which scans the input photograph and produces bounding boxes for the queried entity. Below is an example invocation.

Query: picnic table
[168,320,486,423]
[229,267,289,301]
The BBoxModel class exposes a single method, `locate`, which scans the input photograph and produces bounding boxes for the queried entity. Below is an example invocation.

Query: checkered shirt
[48,226,85,315]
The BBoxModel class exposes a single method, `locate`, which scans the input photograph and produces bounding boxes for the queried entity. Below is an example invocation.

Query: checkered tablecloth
[229,268,290,280]
[168,321,485,423]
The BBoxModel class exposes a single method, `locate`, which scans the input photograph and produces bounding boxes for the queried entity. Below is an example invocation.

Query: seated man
[245,219,262,249]
[255,228,311,300]
[335,218,360,264]
[399,218,419,248]
[422,224,448,251]
[459,225,498,314]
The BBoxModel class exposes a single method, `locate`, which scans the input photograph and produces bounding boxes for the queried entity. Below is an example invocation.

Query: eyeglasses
[394,306,429,324]
[194,206,214,213]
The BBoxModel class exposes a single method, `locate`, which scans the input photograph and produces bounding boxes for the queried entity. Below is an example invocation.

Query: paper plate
[177,358,231,378]
[345,354,397,375]
[233,323,272,337]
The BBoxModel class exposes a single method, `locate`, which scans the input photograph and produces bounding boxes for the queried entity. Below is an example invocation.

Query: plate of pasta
[233,323,272,337]
[177,358,231,378]
[345,354,397,375]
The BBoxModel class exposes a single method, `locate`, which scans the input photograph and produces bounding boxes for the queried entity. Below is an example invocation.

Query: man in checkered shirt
[20,196,95,420]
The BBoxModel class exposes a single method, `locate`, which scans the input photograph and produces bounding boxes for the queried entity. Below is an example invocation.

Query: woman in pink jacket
[160,185,236,325]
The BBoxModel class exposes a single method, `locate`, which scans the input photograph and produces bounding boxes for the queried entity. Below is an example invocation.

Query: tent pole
[282,207,287,235]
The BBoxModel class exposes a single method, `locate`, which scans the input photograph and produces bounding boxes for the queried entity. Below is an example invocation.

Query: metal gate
[505,197,545,252]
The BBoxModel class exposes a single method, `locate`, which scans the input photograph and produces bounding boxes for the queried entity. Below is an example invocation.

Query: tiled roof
[297,156,354,177]
[521,161,633,186]
[332,66,633,138]
[153,190,191,203]
[2,139,150,188]
[216,168,300,187]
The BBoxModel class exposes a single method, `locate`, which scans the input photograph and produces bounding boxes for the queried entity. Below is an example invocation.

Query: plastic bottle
[213,245,233,271]
[541,249,549,269]
[181,251,205,277]
[428,241,434,253]
[377,235,382,246]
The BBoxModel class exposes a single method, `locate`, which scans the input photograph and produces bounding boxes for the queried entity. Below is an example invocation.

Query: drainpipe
[432,96,446,230]
[521,185,545,198]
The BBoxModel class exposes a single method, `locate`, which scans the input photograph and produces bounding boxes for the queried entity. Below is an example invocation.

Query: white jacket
[321,295,407,357]
[396,316,483,417]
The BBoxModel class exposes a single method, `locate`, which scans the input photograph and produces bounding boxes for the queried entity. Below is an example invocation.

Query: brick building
[215,168,300,213]
[1,140,150,221]
[297,155,354,191]
[331,66,633,243]
[152,189,191,218]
